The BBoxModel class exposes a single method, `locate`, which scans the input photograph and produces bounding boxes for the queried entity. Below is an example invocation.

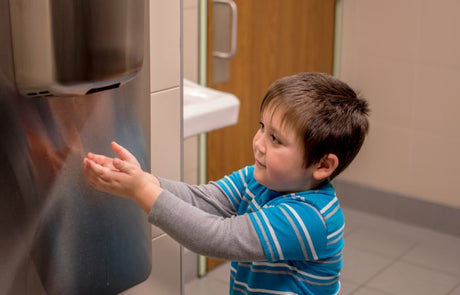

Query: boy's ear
[312,154,339,181]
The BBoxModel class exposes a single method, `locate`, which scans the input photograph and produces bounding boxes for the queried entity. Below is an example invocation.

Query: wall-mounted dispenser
[8,0,144,97]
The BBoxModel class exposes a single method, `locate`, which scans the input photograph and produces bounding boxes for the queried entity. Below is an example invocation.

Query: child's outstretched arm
[83,142,265,261]
[83,141,162,213]
[83,142,266,261]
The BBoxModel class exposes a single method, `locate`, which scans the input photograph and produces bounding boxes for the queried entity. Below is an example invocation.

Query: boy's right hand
[83,141,162,213]
[110,141,141,168]
[86,141,141,172]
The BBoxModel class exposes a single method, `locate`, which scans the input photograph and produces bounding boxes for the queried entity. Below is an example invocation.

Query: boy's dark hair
[260,72,369,180]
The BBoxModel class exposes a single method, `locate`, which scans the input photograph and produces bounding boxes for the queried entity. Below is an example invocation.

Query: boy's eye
[271,135,280,144]
[259,122,265,131]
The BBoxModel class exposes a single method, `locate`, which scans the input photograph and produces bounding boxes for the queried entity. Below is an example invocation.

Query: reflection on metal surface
[1,0,151,294]
[9,0,144,97]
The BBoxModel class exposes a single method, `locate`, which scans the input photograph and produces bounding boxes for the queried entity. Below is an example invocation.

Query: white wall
[338,0,460,209]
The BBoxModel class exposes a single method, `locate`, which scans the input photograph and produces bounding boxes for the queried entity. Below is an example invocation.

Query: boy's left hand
[83,141,160,212]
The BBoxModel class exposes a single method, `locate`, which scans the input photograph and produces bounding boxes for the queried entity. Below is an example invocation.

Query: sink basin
[183,79,240,138]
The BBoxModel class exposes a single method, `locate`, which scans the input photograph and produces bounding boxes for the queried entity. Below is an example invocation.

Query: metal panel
[9,0,144,97]
[0,0,151,294]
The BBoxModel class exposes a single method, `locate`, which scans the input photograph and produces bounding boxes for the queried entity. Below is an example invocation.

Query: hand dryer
[1,0,152,294]
[9,0,144,97]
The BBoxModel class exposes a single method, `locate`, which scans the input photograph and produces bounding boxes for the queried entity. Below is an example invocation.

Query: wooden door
[206,0,336,271]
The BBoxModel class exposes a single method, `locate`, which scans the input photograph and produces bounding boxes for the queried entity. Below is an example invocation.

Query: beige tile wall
[183,0,199,82]
[338,0,460,208]
[183,0,200,185]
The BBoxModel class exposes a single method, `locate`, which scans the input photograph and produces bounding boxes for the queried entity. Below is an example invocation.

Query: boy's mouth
[255,159,266,168]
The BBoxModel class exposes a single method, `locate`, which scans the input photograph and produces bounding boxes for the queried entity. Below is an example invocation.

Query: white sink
[183,79,240,138]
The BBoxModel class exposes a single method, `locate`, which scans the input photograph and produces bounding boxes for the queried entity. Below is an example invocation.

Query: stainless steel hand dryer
[9,0,144,97]
[1,0,151,294]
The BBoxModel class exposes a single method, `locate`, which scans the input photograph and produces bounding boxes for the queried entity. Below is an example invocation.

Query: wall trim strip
[334,180,460,237]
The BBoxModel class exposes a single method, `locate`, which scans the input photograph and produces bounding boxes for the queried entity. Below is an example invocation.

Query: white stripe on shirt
[233,280,297,295]
[252,213,276,261]
[320,196,338,214]
[251,261,340,281]
[259,210,284,260]
[279,206,309,260]
[283,204,318,260]
[221,177,240,206]
[327,224,344,240]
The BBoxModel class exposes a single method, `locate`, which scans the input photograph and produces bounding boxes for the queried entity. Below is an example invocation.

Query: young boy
[83,72,369,294]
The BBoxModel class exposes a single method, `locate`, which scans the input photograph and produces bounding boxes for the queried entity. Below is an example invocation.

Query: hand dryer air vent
[9,0,144,97]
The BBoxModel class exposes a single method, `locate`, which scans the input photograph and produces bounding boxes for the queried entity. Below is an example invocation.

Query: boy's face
[252,107,315,193]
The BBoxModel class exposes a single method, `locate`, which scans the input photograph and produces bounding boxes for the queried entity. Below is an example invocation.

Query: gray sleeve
[158,177,236,217]
[148,189,266,261]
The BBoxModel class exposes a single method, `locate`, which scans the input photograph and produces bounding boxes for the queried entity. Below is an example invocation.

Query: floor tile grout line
[349,241,421,294]
[345,238,420,261]
[397,258,460,280]
[394,237,460,279]
[351,285,394,295]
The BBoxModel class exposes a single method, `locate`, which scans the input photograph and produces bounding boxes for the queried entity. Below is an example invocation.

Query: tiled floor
[184,207,460,295]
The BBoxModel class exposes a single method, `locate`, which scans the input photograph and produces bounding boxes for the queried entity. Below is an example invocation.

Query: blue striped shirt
[216,166,344,295]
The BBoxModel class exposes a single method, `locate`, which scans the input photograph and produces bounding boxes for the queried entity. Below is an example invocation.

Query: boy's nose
[253,132,265,154]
